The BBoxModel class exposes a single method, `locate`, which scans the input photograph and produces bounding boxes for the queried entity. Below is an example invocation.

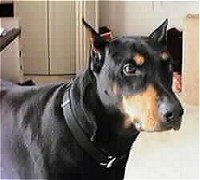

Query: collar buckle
[61,99,70,108]
[99,156,116,168]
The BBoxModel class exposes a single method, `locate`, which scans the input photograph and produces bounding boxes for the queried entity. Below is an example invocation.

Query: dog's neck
[70,70,139,156]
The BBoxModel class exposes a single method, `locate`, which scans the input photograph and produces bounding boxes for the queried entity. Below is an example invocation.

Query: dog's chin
[170,122,182,131]
[133,121,181,133]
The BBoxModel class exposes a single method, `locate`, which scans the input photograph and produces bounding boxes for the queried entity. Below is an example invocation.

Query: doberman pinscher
[0,19,183,180]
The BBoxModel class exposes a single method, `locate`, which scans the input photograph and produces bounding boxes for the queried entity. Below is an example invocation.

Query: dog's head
[83,19,184,132]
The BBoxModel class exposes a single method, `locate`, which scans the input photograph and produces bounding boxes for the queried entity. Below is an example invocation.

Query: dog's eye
[123,64,136,76]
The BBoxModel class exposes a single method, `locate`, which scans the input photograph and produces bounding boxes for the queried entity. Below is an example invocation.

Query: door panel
[15,1,49,75]
[49,1,76,75]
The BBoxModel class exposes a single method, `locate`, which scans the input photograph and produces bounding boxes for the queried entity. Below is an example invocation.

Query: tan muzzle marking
[133,53,145,65]
[122,85,160,131]
[112,83,121,96]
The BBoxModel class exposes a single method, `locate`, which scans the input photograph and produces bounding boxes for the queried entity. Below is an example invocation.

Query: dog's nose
[164,111,174,122]
[163,108,184,123]
[159,96,184,124]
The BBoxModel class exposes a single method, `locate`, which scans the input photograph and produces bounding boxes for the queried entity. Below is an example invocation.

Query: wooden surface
[15,1,76,75]
[15,1,49,75]
[181,14,199,106]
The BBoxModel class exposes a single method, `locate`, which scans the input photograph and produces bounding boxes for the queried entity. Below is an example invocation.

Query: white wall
[99,1,199,36]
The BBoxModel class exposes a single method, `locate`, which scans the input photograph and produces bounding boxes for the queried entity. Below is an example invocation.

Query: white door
[15,1,49,75]
[48,1,76,75]
[15,1,98,75]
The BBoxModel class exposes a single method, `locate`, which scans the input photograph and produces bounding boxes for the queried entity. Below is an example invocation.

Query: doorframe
[75,0,99,74]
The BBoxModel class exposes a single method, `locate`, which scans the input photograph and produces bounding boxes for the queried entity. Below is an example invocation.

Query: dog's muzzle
[158,96,184,131]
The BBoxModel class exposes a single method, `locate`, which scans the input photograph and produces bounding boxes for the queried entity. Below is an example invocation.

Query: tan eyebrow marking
[133,53,145,65]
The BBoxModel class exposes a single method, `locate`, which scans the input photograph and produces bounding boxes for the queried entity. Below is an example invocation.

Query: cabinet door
[49,1,76,75]
[15,1,49,75]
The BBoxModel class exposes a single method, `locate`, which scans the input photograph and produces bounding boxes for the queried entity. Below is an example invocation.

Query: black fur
[0,20,183,180]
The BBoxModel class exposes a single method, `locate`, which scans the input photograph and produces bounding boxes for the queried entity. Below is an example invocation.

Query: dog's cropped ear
[82,18,107,51]
[82,18,108,73]
[149,19,168,45]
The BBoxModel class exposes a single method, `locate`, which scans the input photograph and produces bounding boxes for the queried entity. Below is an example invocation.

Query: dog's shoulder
[0,79,63,103]
[0,79,66,127]
[0,79,69,144]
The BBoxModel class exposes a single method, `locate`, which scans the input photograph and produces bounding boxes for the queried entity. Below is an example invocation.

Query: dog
[0,19,184,180]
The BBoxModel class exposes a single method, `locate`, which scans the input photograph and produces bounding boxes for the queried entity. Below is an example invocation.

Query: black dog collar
[61,84,128,168]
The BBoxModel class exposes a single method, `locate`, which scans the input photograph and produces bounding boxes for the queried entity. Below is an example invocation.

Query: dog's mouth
[166,120,182,131]
[133,119,182,132]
